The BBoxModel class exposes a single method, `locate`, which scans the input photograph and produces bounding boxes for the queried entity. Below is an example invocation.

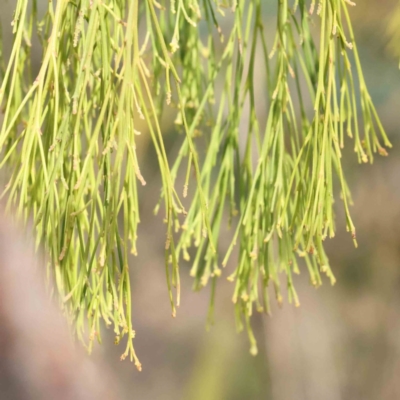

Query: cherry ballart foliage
[0,0,393,369]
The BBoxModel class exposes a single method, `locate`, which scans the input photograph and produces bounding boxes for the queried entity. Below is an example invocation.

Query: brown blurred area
[1,1,400,399]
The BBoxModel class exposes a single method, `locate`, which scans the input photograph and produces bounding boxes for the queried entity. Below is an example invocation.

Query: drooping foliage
[0,0,392,368]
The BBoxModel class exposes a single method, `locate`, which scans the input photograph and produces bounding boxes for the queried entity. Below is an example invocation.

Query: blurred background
[1,1,400,399]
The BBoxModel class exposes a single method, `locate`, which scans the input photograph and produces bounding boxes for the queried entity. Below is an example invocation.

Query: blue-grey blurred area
[1,1,400,399]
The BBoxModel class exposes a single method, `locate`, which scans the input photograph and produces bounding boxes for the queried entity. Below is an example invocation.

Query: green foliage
[387,2,400,67]
[0,0,392,368]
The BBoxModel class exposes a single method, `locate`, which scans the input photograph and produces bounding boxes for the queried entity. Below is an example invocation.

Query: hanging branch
[0,0,391,368]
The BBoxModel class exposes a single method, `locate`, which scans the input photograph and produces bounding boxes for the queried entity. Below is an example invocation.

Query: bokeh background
[1,1,400,399]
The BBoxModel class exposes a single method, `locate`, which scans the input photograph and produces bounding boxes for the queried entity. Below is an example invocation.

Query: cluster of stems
[0,0,391,367]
